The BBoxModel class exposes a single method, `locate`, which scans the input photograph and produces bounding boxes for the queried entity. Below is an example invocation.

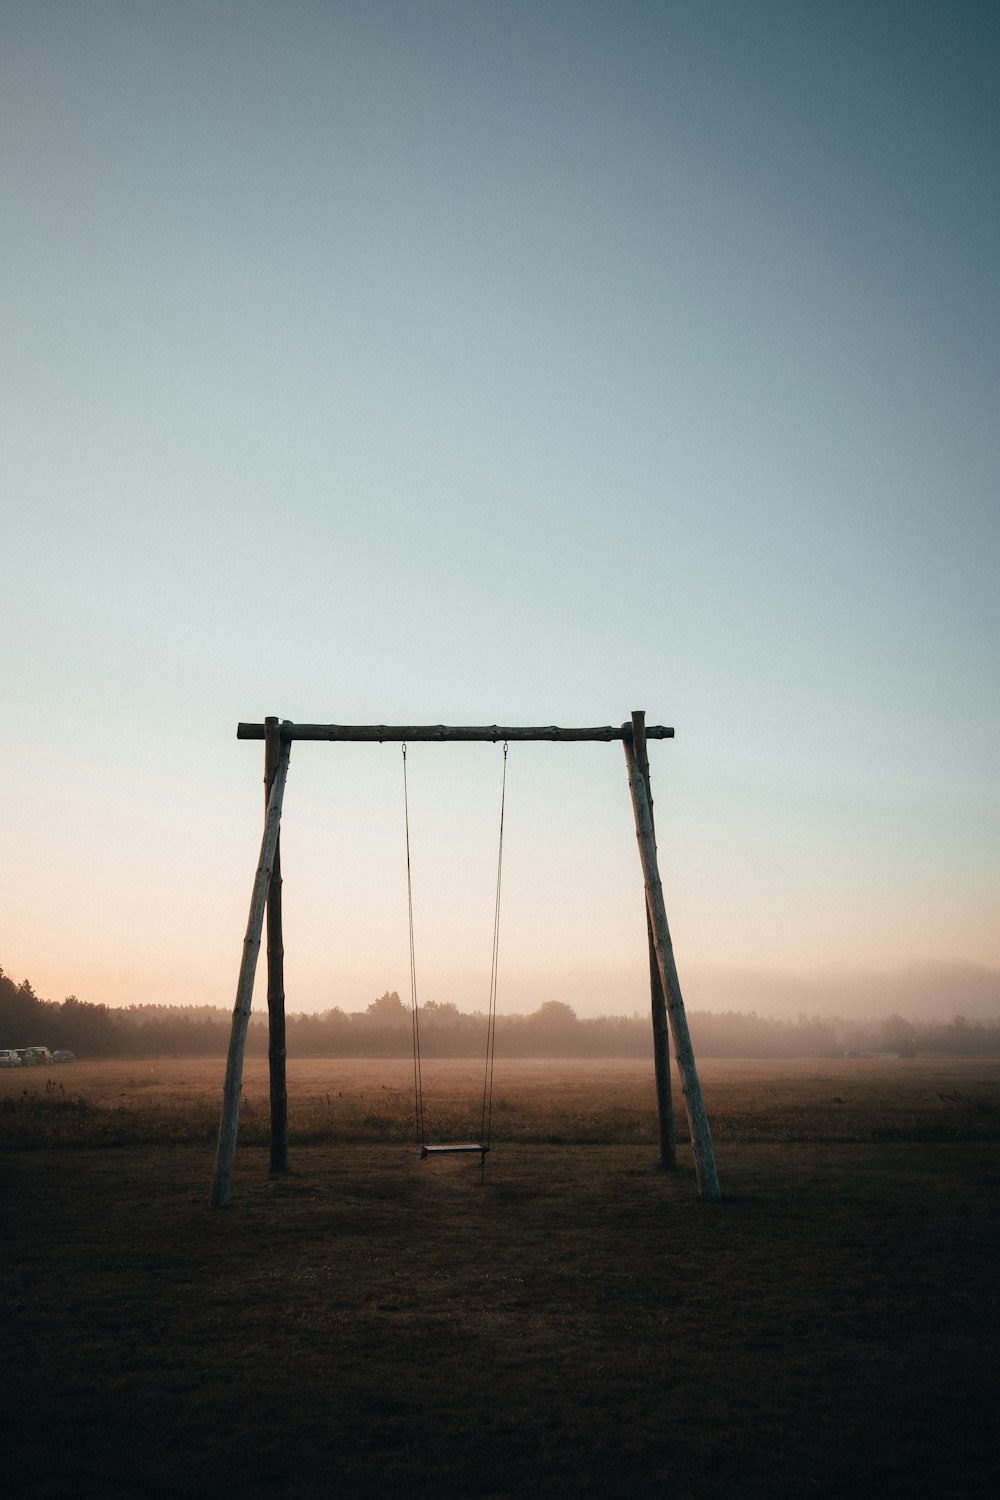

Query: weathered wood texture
[630,712,676,1169]
[210,738,291,1208]
[264,718,288,1177]
[237,721,674,743]
[623,736,721,1200]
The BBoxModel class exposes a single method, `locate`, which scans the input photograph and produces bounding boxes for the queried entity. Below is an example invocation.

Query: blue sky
[3,2,998,1018]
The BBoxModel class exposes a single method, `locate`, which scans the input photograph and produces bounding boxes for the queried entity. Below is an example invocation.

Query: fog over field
[681,959,1000,1023]
[388,957,1000,1023]
[219,955,1000,1023]
[51,958,1000,1025]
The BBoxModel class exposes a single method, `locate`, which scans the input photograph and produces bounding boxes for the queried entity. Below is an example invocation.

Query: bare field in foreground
[2,1058,999,1499]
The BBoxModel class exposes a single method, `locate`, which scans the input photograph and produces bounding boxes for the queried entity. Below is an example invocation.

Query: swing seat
[420,1143,490,1158]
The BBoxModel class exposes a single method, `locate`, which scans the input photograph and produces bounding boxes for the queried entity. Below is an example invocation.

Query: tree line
[3,966,999,1059]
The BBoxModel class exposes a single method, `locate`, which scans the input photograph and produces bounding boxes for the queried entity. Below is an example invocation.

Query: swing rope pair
[402,740,508,1168]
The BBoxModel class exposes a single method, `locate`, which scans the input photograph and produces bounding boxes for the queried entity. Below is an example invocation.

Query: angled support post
[631,711,676,1169]
[210,735,291,1207]
[623,726,721,1200]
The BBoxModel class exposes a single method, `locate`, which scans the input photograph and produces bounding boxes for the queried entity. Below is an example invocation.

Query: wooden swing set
[210,712,720,1207]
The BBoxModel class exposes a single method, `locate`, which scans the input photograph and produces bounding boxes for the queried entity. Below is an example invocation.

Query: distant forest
[2,965,999,1059]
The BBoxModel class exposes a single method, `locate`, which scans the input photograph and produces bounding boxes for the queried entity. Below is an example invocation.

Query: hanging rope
[480,740,508,1157]
[402,743,425,1148]
[402,740,508,1167]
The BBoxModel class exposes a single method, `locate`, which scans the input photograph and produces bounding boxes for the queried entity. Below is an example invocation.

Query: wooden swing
[401,740,507,1168]
[210,715,721,1208]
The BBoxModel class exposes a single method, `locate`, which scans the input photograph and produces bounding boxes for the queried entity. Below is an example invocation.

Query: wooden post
[264,718,288,1176]
[631,712,676,1169]
[623,731,721,1200]
[210,737,291,1208]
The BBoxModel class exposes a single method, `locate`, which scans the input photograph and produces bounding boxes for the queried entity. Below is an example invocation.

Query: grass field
[2,1056,998,1498]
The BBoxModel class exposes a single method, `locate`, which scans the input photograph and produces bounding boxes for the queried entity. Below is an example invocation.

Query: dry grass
[2,1057,999,1499]
[2,1054,998,1150]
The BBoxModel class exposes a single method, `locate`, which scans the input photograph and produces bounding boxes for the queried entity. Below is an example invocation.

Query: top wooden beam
[237,721,674,743]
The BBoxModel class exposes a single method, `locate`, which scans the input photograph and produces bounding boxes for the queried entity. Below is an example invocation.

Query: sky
[3,1,998,1022]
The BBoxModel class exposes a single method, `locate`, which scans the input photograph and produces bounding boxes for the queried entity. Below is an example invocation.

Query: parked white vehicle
[0,1049,21,1068]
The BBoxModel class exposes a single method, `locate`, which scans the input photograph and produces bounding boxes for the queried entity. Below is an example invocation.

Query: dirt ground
[2,1058,998,1498]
